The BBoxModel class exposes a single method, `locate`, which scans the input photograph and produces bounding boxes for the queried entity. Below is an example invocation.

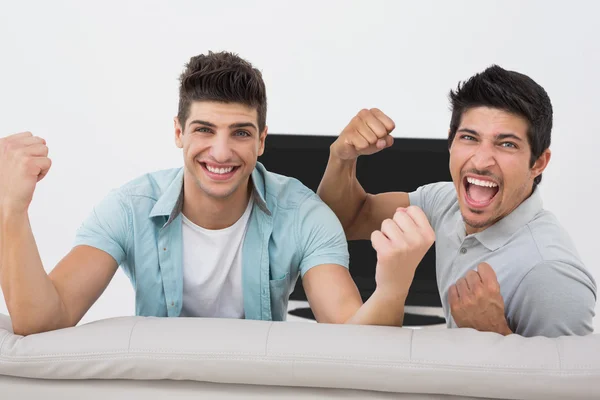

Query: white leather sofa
[0,313,598,399]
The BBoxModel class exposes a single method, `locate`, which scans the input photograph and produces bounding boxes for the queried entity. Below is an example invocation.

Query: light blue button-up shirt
[74,162,349,321]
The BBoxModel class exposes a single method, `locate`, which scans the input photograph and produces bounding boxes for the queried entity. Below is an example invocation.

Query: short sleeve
[73,190,132,266]
[295,193,350,277]
[408,182,456,229]
[507,260,597,337]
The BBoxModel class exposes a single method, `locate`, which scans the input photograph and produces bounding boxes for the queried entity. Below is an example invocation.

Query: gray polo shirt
[409,182,596,337]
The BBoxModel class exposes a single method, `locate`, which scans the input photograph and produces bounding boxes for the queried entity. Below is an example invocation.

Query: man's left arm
[293,194,362,324]
[297,195,434,326]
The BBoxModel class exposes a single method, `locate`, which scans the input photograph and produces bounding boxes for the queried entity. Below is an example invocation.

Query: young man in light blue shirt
[0,51,434,335]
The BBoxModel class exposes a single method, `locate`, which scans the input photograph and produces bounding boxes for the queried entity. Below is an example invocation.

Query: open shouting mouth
[463,175,500,209]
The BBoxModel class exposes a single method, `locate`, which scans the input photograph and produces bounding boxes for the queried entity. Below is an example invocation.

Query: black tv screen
[259,134,451,316]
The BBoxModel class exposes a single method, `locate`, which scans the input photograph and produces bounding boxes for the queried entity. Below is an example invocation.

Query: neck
[182,174,252,230]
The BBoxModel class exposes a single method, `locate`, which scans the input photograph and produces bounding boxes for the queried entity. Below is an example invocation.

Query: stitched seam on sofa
[0,356,597,376]
[264,322,274,356]
[0,349,600,371]
[409,329,414,361]
[127,319,142,351]
[0,354,596,372]
[0,331,8,356]
[0,350,576,369]
[556,340,563,371]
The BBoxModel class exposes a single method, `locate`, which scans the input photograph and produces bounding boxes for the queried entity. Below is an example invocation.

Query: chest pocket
[269,271,291,321]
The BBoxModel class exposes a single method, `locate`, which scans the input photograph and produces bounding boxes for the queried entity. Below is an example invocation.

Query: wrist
[497,320,513,336]
[0,204,29,226]
[329,141,358,163]
[372,286,408,306]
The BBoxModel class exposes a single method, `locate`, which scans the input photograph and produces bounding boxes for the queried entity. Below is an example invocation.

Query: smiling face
[175,101,267,203]
[449,107,550,234]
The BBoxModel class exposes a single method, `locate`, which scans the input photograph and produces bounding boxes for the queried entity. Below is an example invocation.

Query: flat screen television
[258,134,451,325]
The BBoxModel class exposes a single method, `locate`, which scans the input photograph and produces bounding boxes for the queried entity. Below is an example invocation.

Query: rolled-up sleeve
[295,194,350,277]
[73,190,131,266]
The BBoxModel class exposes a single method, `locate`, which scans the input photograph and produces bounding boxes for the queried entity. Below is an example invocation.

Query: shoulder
[408,181,457,225]
[257,163,344,236]
[259,163,321,212]
[524,210,586,264]
[111,167,183,200]
[409,181,456,205]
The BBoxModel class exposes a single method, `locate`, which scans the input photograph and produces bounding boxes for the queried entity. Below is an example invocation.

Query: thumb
[384,135,394,148]
[375,135,394,150]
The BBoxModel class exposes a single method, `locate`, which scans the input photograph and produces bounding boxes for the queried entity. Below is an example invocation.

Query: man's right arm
[1,212,118,335]
[0,132,121,335]
[317,109,410,241]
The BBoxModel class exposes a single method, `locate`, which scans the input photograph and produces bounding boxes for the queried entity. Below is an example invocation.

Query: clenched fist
[331,108,395,160]
[0,132,51,214]
[449,262,512,335]
[371,206,435,297]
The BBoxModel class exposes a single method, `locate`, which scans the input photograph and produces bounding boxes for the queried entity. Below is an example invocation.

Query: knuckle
[355,141,368,150]
[381,218,395,230]
[473,286,484,298]
[466,270,478,280]
[358,108,370,118]
[370,230,381,243]
[487,283,500,295]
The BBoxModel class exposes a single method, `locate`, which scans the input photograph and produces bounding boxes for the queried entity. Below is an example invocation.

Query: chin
[460,206,498,233]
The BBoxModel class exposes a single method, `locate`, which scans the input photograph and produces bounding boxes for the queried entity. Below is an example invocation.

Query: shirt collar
[473,186,543,251]
[149,164,271,224]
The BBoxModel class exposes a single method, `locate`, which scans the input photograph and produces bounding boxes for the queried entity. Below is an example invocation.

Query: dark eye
[234,130,251,137]
[460,134,476,141]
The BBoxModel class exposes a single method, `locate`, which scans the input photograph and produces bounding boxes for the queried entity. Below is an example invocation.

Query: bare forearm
[345,289,406,327]
[317,152,366,235]
[0,212,69,335]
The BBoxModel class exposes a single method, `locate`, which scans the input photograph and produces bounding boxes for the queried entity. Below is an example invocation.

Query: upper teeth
[206,165,234,174]
[467,177,498,187]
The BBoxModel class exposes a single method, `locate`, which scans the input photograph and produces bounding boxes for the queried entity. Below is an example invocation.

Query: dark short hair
[448,65,553,185]
[177,51,267,132]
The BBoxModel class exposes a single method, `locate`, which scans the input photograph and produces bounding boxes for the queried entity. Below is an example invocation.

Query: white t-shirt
[179,198,253,318]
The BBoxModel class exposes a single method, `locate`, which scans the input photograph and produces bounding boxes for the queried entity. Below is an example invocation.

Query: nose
[209,134,233,163]
[470,142,496,170]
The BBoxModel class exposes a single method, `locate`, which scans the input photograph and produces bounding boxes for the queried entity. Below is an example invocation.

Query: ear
[257,126,268,157]
[174,117,184,149]
[531,148,551,179]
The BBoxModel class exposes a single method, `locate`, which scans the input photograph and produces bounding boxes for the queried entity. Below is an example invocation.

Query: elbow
[11,316,71,336]
[8,303,73,336]
[11,318,48,336]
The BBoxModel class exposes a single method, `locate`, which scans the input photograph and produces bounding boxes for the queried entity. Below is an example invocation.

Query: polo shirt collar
[473,186,543,251]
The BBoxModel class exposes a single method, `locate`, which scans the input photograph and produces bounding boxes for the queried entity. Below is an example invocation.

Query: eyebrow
[457,128,523,142]
[188,120,257,131]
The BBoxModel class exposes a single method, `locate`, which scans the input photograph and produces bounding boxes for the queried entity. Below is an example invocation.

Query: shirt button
[163,247,167,251]
[170,301,175,307]
[460,247,467,254]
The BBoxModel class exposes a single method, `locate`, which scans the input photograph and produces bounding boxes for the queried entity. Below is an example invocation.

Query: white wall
[1,0,599,329]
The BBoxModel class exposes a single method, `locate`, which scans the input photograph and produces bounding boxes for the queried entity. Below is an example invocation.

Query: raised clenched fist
[331,108,396,160]
[0,132,51,214]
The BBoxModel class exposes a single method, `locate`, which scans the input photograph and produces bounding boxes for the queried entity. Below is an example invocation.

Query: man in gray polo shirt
[318,65,596,337]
